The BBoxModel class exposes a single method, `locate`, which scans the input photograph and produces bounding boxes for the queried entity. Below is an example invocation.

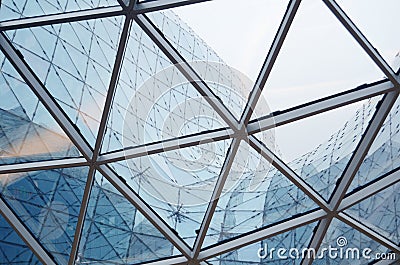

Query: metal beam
[192,138,241,258]
[329,91,399,211]
[247,79,396,134]
[134,0,212,14]
[197,209,326,261]
[337,213,400,254]
[248,135,330,211]
[0,196,56,265]
[0,33,93,161]
[143,256,188,265]
[68,18,133,265]
[300,217,333,265]
[135,14,239,131]
[240,0,301,126]
[92,18,132,162]
[322,0,400,87]
[0,6,124,31]
[68,167,96,265]
[301,91,399,265]
[98,79,395,165]
[0,158,88,175]
[96,164,192,259]
[98,127,233,164]
[339,167,400,211]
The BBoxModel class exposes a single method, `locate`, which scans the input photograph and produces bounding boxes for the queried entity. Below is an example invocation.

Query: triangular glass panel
[253,0,385,119]
[255,96,382,200]
[315,218,396,264]
[109,138,233,246]
[147,1,289,119]
[78,171,180,264]
[5,15,125,146]
[0,166,89,264]
[206,221,317,264]
[336,0,400,72]
[345,182,400,245]
[0,0,122,22]
[0,54,81,165]
[350,97,400,190]
[0,214,42,264]
[203,140,318,247]
[101,22,229,153]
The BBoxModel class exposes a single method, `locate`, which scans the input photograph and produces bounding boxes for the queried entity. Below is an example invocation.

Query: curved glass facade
[0,1,399,264]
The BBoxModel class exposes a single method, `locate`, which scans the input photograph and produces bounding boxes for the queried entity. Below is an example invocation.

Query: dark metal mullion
[0,196,57,265]
[68,17,133,265]
[239,0,301,127]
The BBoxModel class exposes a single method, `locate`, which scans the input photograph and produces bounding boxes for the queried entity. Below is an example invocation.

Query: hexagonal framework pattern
[0,0,399,264]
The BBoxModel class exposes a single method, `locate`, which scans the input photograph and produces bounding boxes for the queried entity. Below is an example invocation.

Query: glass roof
[0,0,399,264]
[0,0,122,22]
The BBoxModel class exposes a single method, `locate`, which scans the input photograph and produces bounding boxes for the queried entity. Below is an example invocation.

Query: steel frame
[0,0,399,264]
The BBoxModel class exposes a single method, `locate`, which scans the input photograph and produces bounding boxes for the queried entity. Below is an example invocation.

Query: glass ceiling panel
[203,140,317,248]
[345,182,400,245]
[0,167,89,265]
[110,138,232,246]
[102,22,229,153]
[314,218,394,264]
[78,171,179,264]
[0,0,121,22]
[336,0,400,72]
[253,0,384,119]
[350,97,400,191]
[0,54,81,165]
[0,214,42,264]
[170,0,290,81]
[206,222,317,265]
[256,96,381,200]
[5,16,124,146]
[148,1,289,119]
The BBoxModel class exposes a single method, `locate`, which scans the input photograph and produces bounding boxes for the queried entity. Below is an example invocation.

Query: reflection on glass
[0,0,121,22]
[207,222,317,264]
[0,54,81,165]
[78,171,178,264]
[0,167,89,264]
[0,214,41,264]
[5,16,124,146]
[203,141,316,247]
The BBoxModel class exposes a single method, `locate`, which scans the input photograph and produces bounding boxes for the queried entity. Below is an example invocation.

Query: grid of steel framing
[0,0,399,264]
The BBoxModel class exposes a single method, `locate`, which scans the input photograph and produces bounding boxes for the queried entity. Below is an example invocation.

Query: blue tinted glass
[0,214,42,264]
[148,11,253,120]
[0,167,89,264]
[0,0,121,22]
[78,171,179,264]
[207,222,317,264]
[259,96,381,201]
[5,16,124,146]
[350,97,400,190]
[0,54,81,165]
[109,138,232,246]
[102,22,229,153]
[203,141,318,247]
[314,218,392,264]
[345,182,400,244]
